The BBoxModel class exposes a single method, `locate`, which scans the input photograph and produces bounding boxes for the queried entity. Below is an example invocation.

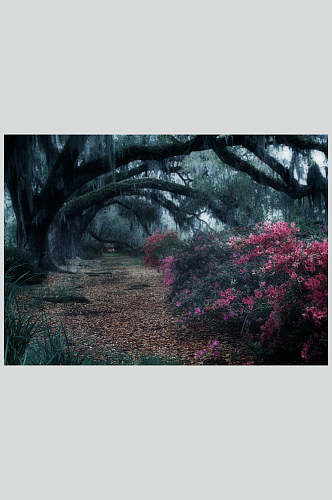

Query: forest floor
[25,253,253,365]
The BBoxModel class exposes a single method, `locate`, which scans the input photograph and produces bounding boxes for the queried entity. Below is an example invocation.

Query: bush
[143,230,182,267]
[4,247,46,284]
[194,340,228,365]
[291,206,327,240]
[297,220,327,240]
[162,223,328,365]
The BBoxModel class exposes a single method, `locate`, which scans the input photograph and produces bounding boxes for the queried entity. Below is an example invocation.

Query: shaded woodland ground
[17,252,252,365]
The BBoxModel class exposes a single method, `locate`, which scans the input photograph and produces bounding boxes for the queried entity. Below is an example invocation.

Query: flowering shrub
[162,223,328,365]
[160,255,176,287]
[194,340,228,365]
[143,230,180,267]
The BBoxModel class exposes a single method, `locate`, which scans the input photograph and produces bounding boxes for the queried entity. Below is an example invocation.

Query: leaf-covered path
[40,254,252,364]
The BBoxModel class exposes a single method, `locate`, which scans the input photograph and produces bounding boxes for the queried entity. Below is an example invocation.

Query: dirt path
[38,254,252,364]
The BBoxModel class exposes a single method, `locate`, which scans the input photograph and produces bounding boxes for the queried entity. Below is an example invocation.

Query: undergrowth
[4,268,87,365]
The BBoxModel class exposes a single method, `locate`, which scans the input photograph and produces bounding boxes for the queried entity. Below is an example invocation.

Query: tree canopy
[4,134,328,267]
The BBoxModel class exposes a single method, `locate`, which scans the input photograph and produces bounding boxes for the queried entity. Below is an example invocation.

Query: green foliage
[4,271,86,365]
[24,324,84,365]
[4,279,40,364]
[87,350,184,365]
[77,240,104,259]
[291,208,327,240]
[297,221,327,240]
[102,251,143,267]
[103,351,135,365]
[135,354,182,365]
[4,247,47,284]
[120,247,144,258]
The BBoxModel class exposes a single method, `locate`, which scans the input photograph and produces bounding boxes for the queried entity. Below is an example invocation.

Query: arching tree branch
[210,139,311,199]
[273,135,328,156]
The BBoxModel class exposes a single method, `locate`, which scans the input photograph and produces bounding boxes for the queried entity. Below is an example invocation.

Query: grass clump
[4,246,47,284]
[24,324,85,365]
[4,280,40,364]
[4,271,86,365]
